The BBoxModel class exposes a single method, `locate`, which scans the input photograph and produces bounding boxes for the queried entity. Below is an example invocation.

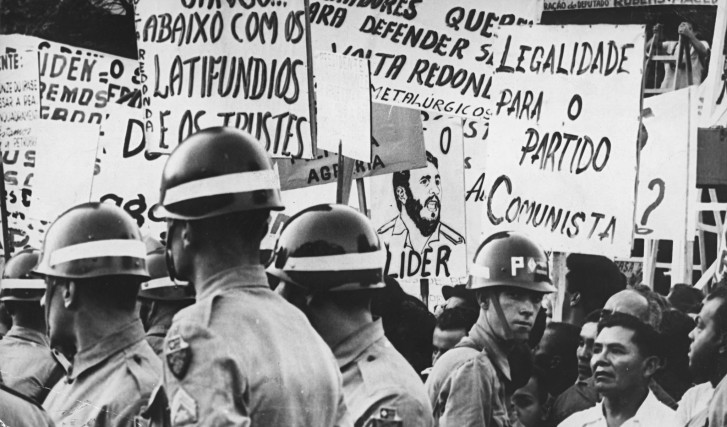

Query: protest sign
[277,103,425,190]
[544,0,718,12]
[309,0,537,119]
[479,25,644,257]
[31,121,99,222]
[0,49,44,252]
[371,115,467,280]
[91,102,167,242]
[134,0,315,158]
[314,52,371,162]
[637,87,698,241]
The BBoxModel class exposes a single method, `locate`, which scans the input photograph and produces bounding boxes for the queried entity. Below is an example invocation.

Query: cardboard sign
[315,52,372,162]
[91,102,167,242]
[636,87,698,241]
[309,0,537,119]
[480,25,644,257]
[544,0,718,11]
[30,121,99,222]
[134,0,315,158]
[371,115,467,280]
[277,103,425,190]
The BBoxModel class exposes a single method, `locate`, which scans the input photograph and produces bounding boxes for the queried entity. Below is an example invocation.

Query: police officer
[270,204,434,427]
[153,127,348,426]
[425,231,556,426]
[138,242,195,356]
[0,248,64,403]
[36,202,162,426]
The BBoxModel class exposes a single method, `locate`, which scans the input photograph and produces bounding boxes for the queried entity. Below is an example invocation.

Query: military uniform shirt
[334,319,433,427]
[43,320,162,427]
[162,265,349,426]
[0,382,55,426]
[146,323,169,357]
[425,318,510,427]
[0,325,64,403]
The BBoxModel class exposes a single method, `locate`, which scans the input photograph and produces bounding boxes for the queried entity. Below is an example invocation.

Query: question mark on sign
[635,178,665,235]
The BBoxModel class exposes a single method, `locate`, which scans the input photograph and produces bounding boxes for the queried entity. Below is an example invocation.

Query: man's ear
[642,355,661,379]
[181,221,193,249]
[395,186,407,204]
[63,281,78,310]
[717,332,727,355]
[569,292,581,307]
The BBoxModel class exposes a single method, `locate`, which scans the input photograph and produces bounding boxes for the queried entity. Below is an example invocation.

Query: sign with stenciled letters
[479,25,644,257]
[276,102,425,190]
[309,0,537,120]
[371,115,466,280]
[134,0,315,158]
[543,0,718,12]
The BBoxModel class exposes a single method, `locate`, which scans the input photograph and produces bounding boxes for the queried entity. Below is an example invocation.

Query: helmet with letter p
[267,204,385,293]
[467,231,555,293]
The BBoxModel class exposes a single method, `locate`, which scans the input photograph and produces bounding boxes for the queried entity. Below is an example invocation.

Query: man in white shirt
[651,21,710,90]
[559,312,677,427]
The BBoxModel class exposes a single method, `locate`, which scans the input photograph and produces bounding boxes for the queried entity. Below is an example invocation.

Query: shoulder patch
[377,217,397,235]
[166,334,192,380]
[440,223,465,245]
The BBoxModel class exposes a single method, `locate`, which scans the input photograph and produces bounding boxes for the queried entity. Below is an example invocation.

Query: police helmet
[467,231,555,293]
[152,127,284,221]
[34,202,149,280]
[0,249,45,301]
[267,204,385,292]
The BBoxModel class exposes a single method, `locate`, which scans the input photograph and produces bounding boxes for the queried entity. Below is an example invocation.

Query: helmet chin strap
[489,291,515,342]
[165,220,184,283]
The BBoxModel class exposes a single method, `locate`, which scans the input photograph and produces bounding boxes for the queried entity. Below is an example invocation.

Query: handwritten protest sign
[0,49,44,252]
[31,121,99,222]
[479,25,644,257]
[91,102,167,242]
[636,87,697,241]
[371,115,466,280]
[277,103,425,190]
[309,0,536,119]
[314,52,372,162]
[544,0,718,12]
[134,0,315,158]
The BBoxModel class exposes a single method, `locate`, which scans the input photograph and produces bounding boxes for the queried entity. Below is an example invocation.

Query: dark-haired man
[563,254,625,327]
[559,312,677,427]
[432,307,477,365]
[378,151,465,277]
[533,322,580,397]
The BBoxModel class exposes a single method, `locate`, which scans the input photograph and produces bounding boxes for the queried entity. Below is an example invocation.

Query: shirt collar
[462,311,511,381]
[69,320,145,381]
[197,265,269,300]
[332,319,385,369]
[4,325,49,346]
[582,390,660,426]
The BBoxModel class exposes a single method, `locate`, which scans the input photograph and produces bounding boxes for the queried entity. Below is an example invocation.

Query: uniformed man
[270,203,434,427]
[0,382,55,426]
[153,127,348,426]
[36,202,162,426]
[425,231,556,426]
[138,242,195,356]
[377,151,465,278]
[0,248,64,403]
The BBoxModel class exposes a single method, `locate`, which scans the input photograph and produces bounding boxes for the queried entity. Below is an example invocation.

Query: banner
[30,121,99,222]
[315,52,372,162]
[91,102,167,242]
[309,0,537,119]
[371,115,467,280]
[636,87,698,241]
[134,0,315,158]
[277,103,425,190]
[480,25,644,257]
[544,0,718,11]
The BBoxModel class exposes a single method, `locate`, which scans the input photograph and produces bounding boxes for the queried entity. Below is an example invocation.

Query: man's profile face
[576,321,598,381]
[398,161,441,237]
[689,297,723,382]
[591,326,649,396]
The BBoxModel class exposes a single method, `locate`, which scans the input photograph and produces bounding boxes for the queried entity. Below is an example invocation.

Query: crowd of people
[0,127,724,426]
